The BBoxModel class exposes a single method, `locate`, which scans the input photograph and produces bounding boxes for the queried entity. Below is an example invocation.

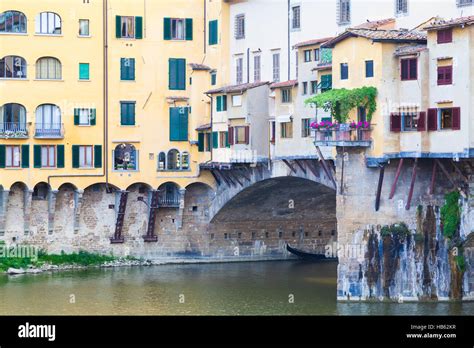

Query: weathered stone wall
[336,148,474,301]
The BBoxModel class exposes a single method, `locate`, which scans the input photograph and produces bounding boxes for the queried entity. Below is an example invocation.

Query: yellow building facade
[0,0,230,192]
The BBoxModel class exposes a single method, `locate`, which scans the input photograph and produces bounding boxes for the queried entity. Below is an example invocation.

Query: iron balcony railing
[34,123,64,138]
[0,122,29,138]
[158,195,180,207]
[314,127,372,147]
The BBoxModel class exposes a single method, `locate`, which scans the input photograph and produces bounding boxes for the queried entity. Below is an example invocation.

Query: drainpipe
[287,0,291,80]
[204,0,207,54]
[205,93,213,162]
[46,0,108,189]
[247,48,250,83]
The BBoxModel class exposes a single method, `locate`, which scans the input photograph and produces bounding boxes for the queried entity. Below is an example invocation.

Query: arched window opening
[36,57,62,80]
[158,183,180,207]
[0,56,27,79]
[35,104,62,137]
[114,144,137,171]
[0,103,27,135]
[167,149,180,170]
[35,12,61,34]
[158,152,166,171]
[181,151,190,170]
[0,11,27,33]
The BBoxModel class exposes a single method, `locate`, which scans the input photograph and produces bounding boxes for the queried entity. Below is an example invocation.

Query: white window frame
[170,18,186,40]
[232,95,242,107]
[6,145,20,168]
[79,145,94,168]
[282,88,292,103]
[79,19,90,36]
[254,55,261,82]
[41,145,56,168]
[292,5,301,30]
[35,12,61,35]
[236,57,243,84]
[272,52,280,82]
[301,119,311,137]
[235,14,245,39]
[120,16,135,39]
[395,0,408,15]
[338,0,351,25]
[79,108,91,126]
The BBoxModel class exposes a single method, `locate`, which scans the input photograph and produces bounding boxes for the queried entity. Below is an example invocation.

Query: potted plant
[311,120,334,141]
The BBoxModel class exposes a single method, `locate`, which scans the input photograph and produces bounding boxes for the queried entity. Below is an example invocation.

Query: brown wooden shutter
[417,112,426,131]
[427,108,438,131]
[228,126,234,145]
[390,113,401,132]
[244,126,250,144]
[452,107,461,130]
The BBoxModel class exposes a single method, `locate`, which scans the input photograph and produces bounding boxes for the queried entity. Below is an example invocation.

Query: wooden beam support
[429,160,437,195]
[282,159,298,174]
[436,159,467,198]
[220,170,237,187]
[237,168,251,182]
[216,170,231,187]
[389,158,404,199]
[451,160,469,183]
[315,146,337,189]
[405,158,418,211]
[229,171,244,187]
[306,160,320,178]
[294,160,307,175]
[375,165,385,212]
[210,170,221,186]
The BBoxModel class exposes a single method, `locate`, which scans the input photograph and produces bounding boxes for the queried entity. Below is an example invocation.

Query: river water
[0,261,472,315]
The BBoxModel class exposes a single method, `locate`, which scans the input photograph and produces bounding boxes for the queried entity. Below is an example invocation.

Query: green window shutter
[129,58,135,80]
[121,102,135,125]
[0,145,5,168]
[74,108,80,125]
[198,133,204,152]
[223,95,227,111]
[169,107,180,141]
[179,107,189,141]
[186,18,193,40]
[178,59,186,90]
[94,145,102,168]
[211,72,217,85]
[225,131,229,148]
[21,145,29,168]
[57,145,65,168]
[216,96,222,112]
[72,145,79,168]
[120,58,126,80]
[120,58,135,81]
[116,16,122,38]
[169,58,177,90]
[34,145,41,168]
[135,17,143,39]
[129,103,135,125]
[79,63,89,80]
[212,132,218,149]
[90,109,96,126]
[164,18,171,40]
[209,20,218,45]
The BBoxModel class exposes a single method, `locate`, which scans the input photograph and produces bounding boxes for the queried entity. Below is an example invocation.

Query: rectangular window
[209,20,218,45]
[211,71,217,85]
[120,102,136,126]
[292,6,301,29]
[270,121,276,143]
[302,82,308,95]
[169,107,189,141]
[281,88,292,103]
[321,74,332,92]
[301,119,311,137]
[205,133,212,151]
[272,53,280,82]
[295,51,299,78]
[457,0,474,6]
[120,58,135,81]
[232,95,242,107]
[79,63,90,80]
[6,146,20,168]
[79,19,89,36]
[216,95,227,112]
[395,0,408,15]
[254,55,261,82]
[219,131,227,148]
[314,48,320,61]
[169,58,186,90]
[437,29,453,44]
[41,145,56,168]
[79,109,91,125]
[235,126,247,144]
[402,112,418,131]
[235,14,245,39]
[340,63,349,80]
[401,58,417,80]
[338,0,351,24]
[311,80,318,94]
[120,16,134,38]
[236,57,243,84]
[171,18,186,40]
[304,50,312,62]
[79,145,93,168]
[440,108,453,129]
[365,60,374,78]
[438,66,453,85]
[281,122,293,138]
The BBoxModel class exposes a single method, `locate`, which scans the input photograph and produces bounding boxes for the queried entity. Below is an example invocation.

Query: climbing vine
[304,86,377,123]
[380,222,410,239]
[440,191,461,240]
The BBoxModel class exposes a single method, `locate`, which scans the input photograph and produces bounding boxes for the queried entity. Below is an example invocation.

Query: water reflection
[0,261,472,315]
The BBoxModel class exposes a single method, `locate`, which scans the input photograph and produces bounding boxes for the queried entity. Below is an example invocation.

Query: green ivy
[304,86,377,123]
[440,191,461,240]
[380,222,410,239]
[455,252,466,273]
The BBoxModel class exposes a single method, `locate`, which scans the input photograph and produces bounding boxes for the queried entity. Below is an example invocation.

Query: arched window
[0,56,27,79]
[0,11,27,33]
[114,143,137,171]
[167,149,180,170]
[158,183,180,207]
[35,104,62,136]
[158,152,166,171]
[0,103,27,133]
[35,12,61,35]
[181,151,190,170]
[36,57,62,80]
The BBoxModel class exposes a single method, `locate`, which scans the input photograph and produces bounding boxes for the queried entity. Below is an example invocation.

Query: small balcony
[0,123,29,139]
[34,123,64,139]
[158,195,180,208]
[313,127,372,147]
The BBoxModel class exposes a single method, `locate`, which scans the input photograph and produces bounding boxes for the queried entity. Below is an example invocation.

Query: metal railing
[0,122,28,138]
[158,195,180,207]
[34,123,64,138]
[314,128,372,145]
